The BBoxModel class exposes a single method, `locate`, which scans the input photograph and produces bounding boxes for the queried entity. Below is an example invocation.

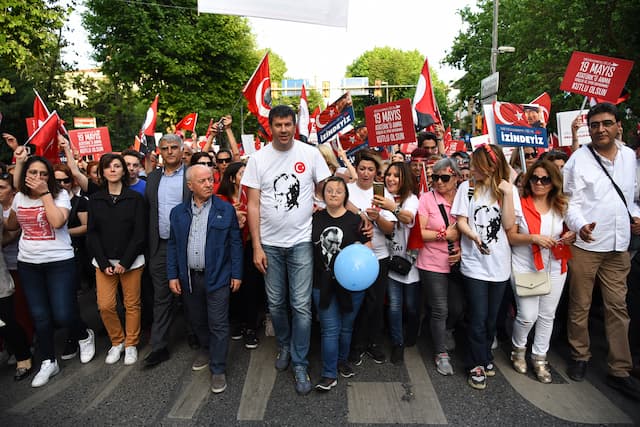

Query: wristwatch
[393,205,401,216]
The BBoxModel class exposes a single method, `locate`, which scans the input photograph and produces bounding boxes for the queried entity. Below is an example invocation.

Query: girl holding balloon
[312,176,371,392]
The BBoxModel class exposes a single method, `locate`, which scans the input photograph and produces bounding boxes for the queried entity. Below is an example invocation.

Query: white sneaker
[124,347,138,365]
[79,329,96,363]
[31,359,60,387]
[105,343,124,364]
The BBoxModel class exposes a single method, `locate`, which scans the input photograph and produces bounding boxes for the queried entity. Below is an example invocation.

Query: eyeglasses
[216,158,231,164]
[529,175,552,186]
[524,152,537,160]
[27,170,48,177]
[56,178,72,184]
[198,162,214,167]
[0,173,10,180]
[588,120,616,130]
[432,174,453,183]
[325,190,345,196]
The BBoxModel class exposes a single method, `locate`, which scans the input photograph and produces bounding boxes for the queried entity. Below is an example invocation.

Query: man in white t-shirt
[242,105,331,396]
[564,102,640,400]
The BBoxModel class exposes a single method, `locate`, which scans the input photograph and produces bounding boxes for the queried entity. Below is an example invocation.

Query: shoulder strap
[587,144,634,223]
[433,191,455,253]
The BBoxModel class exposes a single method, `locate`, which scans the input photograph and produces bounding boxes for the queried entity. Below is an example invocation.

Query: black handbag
[388,254,412,275]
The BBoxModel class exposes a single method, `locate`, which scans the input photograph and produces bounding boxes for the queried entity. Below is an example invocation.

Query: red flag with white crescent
[141,94,159,137]
[529,92,551,124]
[412,57,441,129]
[297,84,310,142]
[243,53,272,140]
[492,101,530,127]
[175,112,197,132]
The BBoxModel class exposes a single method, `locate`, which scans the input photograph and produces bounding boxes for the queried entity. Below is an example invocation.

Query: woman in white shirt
[452,144,519,390]
[507,160,574,383]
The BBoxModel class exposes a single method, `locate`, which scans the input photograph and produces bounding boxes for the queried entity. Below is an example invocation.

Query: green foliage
[83,0,260,141]
[346,46,452,125]
[257,49,287,83]
[444,0,640,136]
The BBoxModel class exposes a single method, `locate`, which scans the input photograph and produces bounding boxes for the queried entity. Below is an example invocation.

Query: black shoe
[390,345,404,364]
[348,349,364,366]
[187,333,200,350]
[61,339,78,360]
[144,348,169,368]
[366,344,386,364]
[315,377,337,392]
[567,360,588,382]
[231,325,243,341]
[606,375,640,401]
[14,366,32,381]
[243,329,259,350]
[338,361,355,378]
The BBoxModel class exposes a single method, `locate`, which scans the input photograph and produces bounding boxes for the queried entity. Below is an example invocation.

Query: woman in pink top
[416,158,462,376]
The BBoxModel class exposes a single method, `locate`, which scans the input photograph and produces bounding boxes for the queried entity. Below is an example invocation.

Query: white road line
[8,361,102,414]
[167,369,211,419]
[347,346,447,424]
[494,349,632,424]
[236,337,278,421]
[82,365,135,412]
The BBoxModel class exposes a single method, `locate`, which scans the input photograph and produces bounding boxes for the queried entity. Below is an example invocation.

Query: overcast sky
[64,0,475,87]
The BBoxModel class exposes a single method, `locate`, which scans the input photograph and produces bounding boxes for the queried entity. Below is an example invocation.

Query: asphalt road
[0,289,639,426]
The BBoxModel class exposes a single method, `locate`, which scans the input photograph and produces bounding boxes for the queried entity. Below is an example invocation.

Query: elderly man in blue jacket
[167,164,243,394]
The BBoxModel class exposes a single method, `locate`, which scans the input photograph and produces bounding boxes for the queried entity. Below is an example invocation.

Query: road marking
[167,369,211,419]
[347,346,447,424]
[236,337,278,421]
[494,350,632,424]
[8,361,102,414]
[82,365,135,412]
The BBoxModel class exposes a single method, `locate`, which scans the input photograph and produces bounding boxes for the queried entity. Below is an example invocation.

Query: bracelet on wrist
[40,191,51,197]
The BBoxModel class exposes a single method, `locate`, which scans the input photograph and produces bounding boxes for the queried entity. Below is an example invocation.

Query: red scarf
[520,196,570,274]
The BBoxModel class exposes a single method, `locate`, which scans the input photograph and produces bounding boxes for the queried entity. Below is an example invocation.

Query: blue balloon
[334,243,379,291]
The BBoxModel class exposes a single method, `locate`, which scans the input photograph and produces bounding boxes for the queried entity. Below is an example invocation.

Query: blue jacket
[167,195,243,293]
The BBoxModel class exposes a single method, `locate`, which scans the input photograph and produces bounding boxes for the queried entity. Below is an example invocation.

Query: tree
[257,49,287,83]
[346,47,452,125]
[83,0,260,138]
[444,0,640,137]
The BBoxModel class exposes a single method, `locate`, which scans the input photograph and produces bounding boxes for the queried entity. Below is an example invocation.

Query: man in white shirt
[242,105,331,396]
[563,102,640,400]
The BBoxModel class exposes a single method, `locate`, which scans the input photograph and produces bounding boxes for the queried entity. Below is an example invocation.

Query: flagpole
[193,113,199,134]
[32,88,51,115]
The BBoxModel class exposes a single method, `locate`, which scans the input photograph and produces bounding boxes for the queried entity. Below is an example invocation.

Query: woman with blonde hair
[507,160,574,383]
[451,144,520,390]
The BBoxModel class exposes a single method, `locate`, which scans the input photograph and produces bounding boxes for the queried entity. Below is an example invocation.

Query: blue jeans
[18,258,87,361]
[463,275,508,369]
[313,288,365,378]
[387,277,421,347]
[263,242,313,367]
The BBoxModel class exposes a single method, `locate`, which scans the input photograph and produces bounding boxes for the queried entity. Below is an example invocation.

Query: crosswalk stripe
[236,337,278,420]
[167,369,211,419]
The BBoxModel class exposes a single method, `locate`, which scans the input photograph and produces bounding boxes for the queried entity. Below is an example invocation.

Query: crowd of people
[0,102,639,403]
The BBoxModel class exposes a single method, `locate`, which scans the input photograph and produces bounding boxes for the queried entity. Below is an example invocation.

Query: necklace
[109,193,119,204]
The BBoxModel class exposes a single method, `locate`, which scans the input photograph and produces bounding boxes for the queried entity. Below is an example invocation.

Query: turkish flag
[530,92,551,124]
[338,129,363,151]
[27,111,61,164]
[492,101,530,127]
[175,112,197,132]
[141,95,159,137]
[243,53,272,140]
[297,84,310,142]
[412,57,441,129]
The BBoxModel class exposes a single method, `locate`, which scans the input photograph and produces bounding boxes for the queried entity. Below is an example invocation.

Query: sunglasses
[198,162,214,167]
[432,174,453,183]
[216,158,231,164]
[0,172,10,180]
[529,175,551,186]
[524,153,538,160]
[56,178,72,184]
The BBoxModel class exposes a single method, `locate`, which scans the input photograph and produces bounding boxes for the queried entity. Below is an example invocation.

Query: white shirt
[563,141,640,252]
[512,210,564,275]
[451,180,522,282]
[347,182,397,260]
[388,194,420,283]
[13,191,74,263]
[241,140,331,247]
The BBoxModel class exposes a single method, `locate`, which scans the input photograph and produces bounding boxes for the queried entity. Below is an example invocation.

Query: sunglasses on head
[529,175,551,185]
[198,161,214,167]
[56,178,72,184]
[431,174,453,183]
[216,158,231,164]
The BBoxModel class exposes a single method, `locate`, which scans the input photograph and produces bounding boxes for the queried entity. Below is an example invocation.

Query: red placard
[560,51,634,103]
[364,99,416,147]
[68,127,112,156]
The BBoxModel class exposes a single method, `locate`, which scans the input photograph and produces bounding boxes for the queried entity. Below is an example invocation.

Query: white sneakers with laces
[105,343,125,364]
[79,329,96,363]
[31,359,60,388]
[124,347,138,365]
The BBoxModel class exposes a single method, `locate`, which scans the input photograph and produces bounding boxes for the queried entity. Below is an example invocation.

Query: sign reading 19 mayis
[491,101,548,148]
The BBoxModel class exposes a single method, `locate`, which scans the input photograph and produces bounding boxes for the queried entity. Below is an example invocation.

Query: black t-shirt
[69,194,88,249]
[312,209,369,311]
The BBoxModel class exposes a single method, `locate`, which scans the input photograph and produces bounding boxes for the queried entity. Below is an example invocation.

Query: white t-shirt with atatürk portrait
[242,140,331,247]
